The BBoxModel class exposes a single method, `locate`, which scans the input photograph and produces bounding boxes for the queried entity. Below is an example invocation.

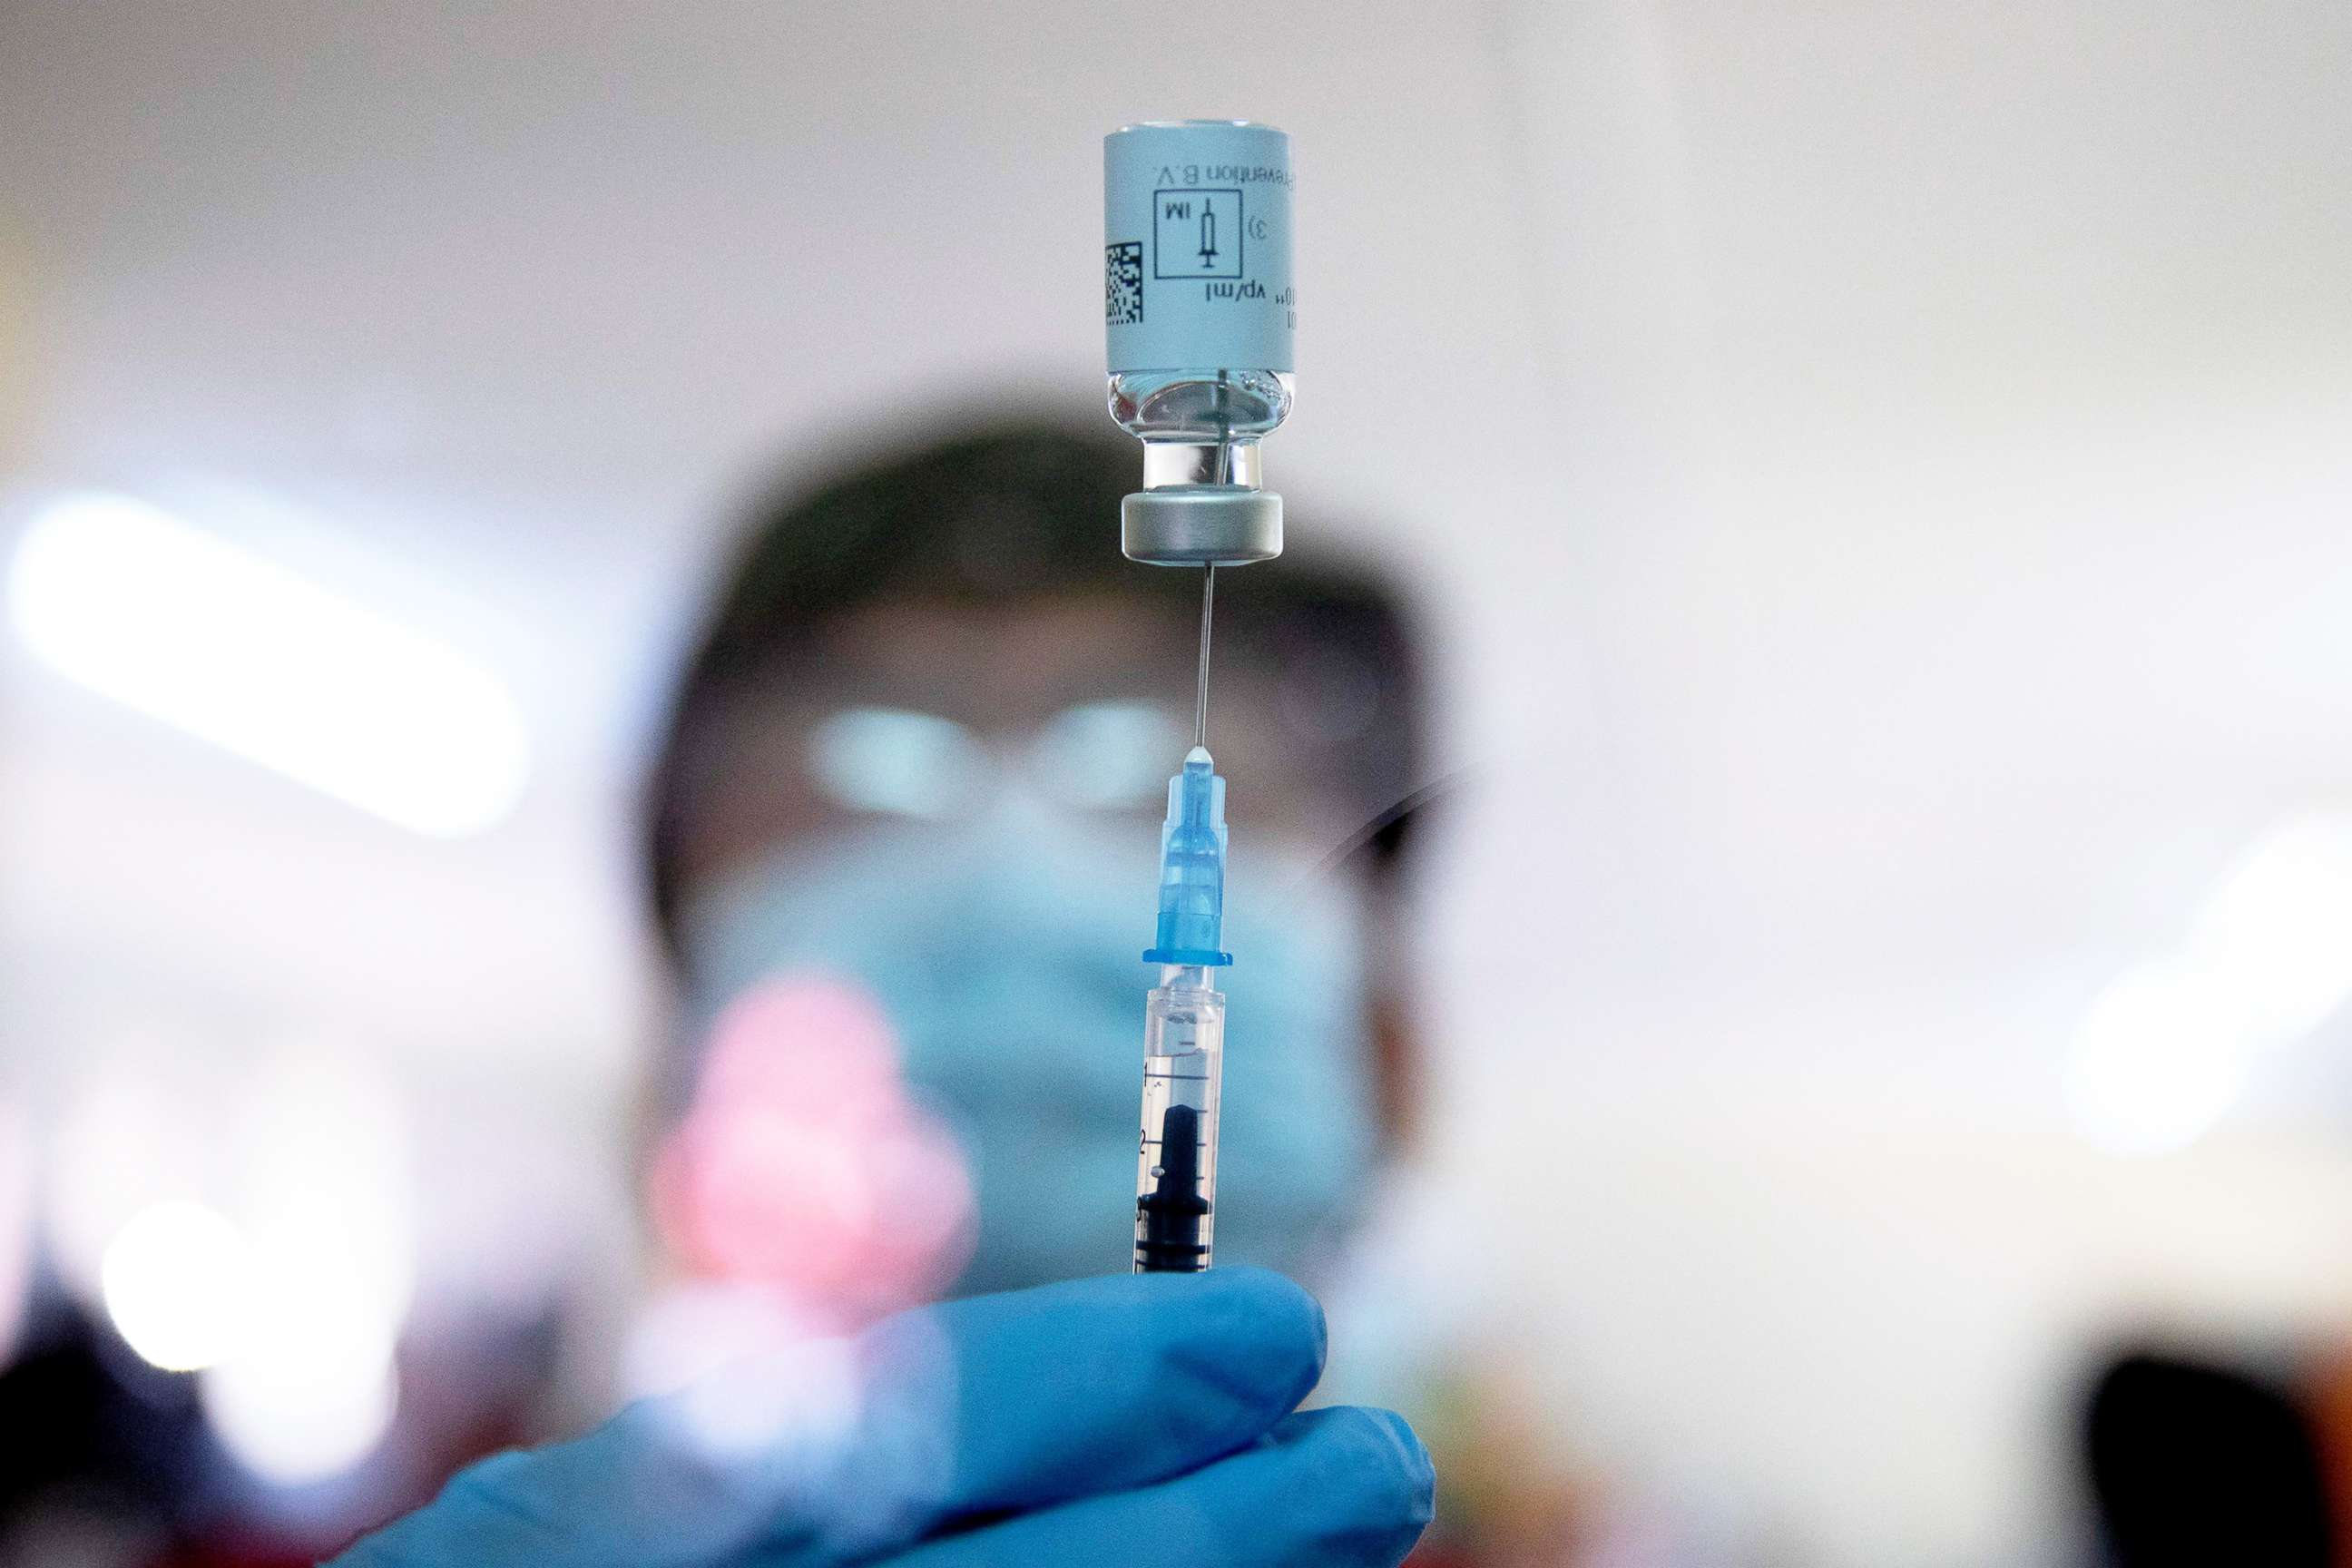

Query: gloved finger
[864,1266,1327,1523]
[836,1406,1436,1568]
[329,1268,1325,1568]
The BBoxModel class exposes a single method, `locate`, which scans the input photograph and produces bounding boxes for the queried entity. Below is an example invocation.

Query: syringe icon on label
[1197,207,1220,269]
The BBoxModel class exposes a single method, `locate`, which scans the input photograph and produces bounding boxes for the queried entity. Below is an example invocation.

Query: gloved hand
[329,1268,1432,1567]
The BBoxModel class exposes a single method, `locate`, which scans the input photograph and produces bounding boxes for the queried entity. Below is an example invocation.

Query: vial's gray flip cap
[1122,486,1284,566]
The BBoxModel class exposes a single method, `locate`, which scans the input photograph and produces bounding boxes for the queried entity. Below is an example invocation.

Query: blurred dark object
[0,1294,204,1565]
[0,1281,557,1567]
[2086,1350,2334,1567]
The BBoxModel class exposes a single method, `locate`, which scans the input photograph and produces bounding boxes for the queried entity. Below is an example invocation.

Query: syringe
[1133,743,1231,1273]
[1103,119,1293,1273]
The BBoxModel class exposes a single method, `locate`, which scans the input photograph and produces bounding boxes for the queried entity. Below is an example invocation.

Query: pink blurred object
[652,976,974,1326]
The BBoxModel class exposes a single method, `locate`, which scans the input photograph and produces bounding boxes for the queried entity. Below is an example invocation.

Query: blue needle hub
[1142,747,1232,967]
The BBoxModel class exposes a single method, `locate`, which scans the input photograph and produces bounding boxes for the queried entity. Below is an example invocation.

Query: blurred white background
[5,3,2351,1562]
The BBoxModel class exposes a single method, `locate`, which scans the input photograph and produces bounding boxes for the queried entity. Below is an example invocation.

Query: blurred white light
[46,1054,195,1307]
[234,1046,416,1328]
[7,491,529,836]
[2064,962,2253,1158]
[100,1200,256,1371]
[195,1046,413,1485]
[2190,812,2352,1044]
[201,1285,397,1485]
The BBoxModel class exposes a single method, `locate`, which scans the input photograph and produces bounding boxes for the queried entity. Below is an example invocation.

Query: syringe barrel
[1133,965,1225,1273]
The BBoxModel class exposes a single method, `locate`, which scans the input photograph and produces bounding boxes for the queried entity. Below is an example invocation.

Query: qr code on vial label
[1106,241,1144,324]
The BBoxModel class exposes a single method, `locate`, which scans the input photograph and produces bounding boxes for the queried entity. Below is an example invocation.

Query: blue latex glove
[330,1269,1432,1567]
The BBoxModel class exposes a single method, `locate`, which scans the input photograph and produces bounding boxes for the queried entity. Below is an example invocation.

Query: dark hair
[640,417,1427,965]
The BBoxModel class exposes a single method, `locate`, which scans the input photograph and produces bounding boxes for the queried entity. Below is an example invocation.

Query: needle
[1192,563,1216,750]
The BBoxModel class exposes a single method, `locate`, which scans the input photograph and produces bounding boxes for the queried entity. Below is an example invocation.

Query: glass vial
[1103,120,1294,565]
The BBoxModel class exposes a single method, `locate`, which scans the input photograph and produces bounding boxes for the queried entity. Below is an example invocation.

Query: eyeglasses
[805,701,1191,819]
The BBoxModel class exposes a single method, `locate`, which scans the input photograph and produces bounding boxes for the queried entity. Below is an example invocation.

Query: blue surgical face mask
[674,797,1377,1296]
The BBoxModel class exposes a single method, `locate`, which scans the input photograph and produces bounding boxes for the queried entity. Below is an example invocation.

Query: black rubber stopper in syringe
[1136,1102,1210,1273]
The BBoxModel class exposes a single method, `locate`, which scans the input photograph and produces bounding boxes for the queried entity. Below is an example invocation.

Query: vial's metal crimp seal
[1121,485,1283,566]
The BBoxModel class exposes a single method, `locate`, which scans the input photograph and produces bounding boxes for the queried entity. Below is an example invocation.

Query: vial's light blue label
[1104,122,1294,374]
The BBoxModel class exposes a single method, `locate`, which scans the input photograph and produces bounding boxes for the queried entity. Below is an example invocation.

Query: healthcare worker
[324,420,1442,1565]
[638,419,1432,1300]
